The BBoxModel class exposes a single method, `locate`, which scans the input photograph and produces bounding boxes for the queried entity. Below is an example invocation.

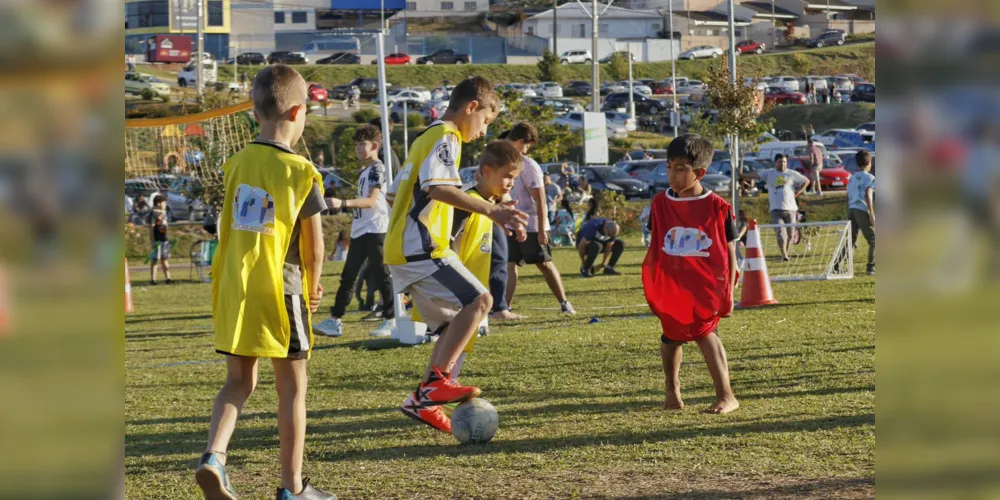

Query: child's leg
[693,332,739,414]
[660,338,684,410]
[330,240,368,319]
[537,261,569,304]
[429,293,490,379]
[505,263,519,309]
[272,357,308,494]
[150,260,157,282]
[160,258,171,280]
[205,355,260,460]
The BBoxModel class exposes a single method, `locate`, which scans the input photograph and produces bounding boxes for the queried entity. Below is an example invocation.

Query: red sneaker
[400,392,451,433]
[417,368,481,406]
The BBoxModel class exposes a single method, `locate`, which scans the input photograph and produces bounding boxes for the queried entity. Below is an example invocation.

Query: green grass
[219,43,874,90]
[762,103,876,134]
[125,233,874,498]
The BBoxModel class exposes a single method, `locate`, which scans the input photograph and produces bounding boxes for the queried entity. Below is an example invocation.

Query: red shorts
[658,315,721,343]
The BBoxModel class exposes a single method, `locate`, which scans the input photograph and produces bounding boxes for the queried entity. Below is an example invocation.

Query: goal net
[749,220,854,281]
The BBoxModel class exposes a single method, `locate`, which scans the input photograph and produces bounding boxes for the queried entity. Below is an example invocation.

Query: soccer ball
[450,398,498,445]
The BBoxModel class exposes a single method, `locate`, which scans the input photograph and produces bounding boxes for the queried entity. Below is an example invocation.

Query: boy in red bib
[642,134,740,414]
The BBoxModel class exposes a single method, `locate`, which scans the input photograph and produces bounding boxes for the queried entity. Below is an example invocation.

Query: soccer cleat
[361,309,383,322]
[368,318,395,338]
[561,301,577,315]
[416,368,480,406]
[400,392,452,432]
[195,452,239,500]
[313,318,342,337]
[602,267,621,276]
[275,478,337,500]
[580,266,594,278]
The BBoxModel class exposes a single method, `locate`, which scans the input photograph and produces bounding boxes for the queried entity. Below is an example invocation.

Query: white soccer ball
[451,398,498,445]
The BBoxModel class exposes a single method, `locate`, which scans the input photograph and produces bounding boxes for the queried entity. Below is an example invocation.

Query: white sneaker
[561,301,577,315]
[313,317,343,337]
[369,318,395,338]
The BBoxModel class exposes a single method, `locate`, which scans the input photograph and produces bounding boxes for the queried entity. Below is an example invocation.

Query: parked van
[751,141,829,162]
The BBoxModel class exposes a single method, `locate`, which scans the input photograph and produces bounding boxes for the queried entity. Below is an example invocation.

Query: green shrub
[537,50,564,83]
[352,109,380,123]
[406,112,424,128]
[140,88,155,101]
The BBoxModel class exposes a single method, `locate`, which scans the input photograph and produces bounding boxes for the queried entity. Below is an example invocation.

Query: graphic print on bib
[232,184,276,236]
[663,226,713,257]
[478,233,492,254]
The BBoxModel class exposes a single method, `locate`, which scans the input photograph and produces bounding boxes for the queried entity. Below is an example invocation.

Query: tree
[690,58,774,155]
[606,52,630,82]
[537,50,564,83]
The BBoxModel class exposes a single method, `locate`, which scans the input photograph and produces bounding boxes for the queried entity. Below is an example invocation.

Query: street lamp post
[727,0,740,212]
[668,0,678,137]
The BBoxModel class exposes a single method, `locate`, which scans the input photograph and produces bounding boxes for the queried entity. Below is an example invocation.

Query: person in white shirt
[500,124,576,316]
[741,154,811,261]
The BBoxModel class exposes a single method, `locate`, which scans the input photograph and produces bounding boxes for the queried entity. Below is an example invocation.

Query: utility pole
[196,0,204,98]
[627,42,634,121]
[727,0,739,212]
[553,0,558,56]
[669,0,678,137]
[591,0,599,113]
[771,0,777,49]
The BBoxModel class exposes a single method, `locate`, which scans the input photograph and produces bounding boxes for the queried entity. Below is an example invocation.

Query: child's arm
[428,185,528,232]
[865,186,875,227]
[300,212,325,313]
[724,241,738,317]
[334,186,382,210]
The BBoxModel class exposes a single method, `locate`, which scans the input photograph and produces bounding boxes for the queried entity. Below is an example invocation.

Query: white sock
[450,353,466,382]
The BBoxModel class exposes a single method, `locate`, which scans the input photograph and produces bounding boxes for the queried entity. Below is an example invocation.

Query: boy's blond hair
[479,140,523,173]
[449,76,500,114]
[251,64,308,121]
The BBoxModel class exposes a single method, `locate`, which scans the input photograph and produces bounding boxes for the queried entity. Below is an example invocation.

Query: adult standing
[807,137,824,196]
[741,154,810,261]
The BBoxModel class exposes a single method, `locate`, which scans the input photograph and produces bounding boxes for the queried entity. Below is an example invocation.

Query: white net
[750,220,854,281]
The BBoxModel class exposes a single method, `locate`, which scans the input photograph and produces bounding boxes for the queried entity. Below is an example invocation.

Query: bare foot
[664,390,684,411]
[703,395,739,414]
[491,310,525,321]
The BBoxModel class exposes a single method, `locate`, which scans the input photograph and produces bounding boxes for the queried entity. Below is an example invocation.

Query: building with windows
[403,0,490,16]
[522,3,664,39]
[125,0,232,59]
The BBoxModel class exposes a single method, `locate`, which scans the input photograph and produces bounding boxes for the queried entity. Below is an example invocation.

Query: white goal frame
[752,220,854,282]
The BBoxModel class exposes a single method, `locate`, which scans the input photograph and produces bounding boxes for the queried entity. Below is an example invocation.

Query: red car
[734,39,766,55]
[384,53,411,65]
[764,87,806,105]
[789,158,851,190]
[308,83,328,102]
[652,82,674,95]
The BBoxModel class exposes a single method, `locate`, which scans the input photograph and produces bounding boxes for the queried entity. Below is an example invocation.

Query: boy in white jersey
[314,125,396,338]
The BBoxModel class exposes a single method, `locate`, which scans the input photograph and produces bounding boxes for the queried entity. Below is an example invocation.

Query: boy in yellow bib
[405,140,525,425]
[385,77,528,433]
[196,65,336,500]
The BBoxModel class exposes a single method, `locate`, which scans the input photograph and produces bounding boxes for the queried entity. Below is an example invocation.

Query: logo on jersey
[663,226,713,257]
[479,233,492,253]
[436,141,456,167]
[232,184,276,236]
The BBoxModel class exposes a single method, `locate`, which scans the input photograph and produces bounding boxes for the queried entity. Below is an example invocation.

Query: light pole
[771,0,777,49]
[727,0,739,212]
[553,0,558,56]
[196,0,204,98]
[590,0,600,113]
[668,0,678,137]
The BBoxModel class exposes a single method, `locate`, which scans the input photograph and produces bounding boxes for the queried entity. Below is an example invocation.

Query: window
[577,23,586,37]
[441,1,454,10]
[464,1,477,11]
[599,23,609,35]
[705,29,715,36]
[735,29,743,37]
[527,25,534,35]
[207,1,223,26]
[274,11,285,23]
[407,1,416,10]
[291,11,307,23]
[651,23,660,30]
[125,0,169,29]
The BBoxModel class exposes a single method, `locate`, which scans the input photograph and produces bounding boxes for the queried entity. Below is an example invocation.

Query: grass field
[125,232,874,499]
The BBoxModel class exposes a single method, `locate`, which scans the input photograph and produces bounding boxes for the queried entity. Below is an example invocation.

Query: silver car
[679,45,723,60]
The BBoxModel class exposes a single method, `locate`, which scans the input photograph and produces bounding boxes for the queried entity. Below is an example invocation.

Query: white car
[676,80,706,95]
[601,82,626,94]
[379,89,429,105]
[431,85,454,100]
[743,77,768,90]
[407,86,433,101]
[553,112,628,139]
[811,129,855,147]
[806,76,829,91]
[504,83,537,98]
[559,50,592,64]
[603,111,637,132]
[856,122,875,132]
[535,81,564,98]
[771,76,802,92]
[678,45,723,60]
[830,76,854,93]
[619,81,652,96]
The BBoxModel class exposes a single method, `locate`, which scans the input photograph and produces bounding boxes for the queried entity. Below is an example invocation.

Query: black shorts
[217,294,310,360]
[507,233,552,266]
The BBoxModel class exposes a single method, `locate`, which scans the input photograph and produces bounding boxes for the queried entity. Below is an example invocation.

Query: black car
[850,83,876,103]
[580,166,650,199]
[235,52,265,65]
[563,80,592,96]
[603,92,665,115]
[317,52,360,65]
[416,49,471,65]
[331,77,387,99]
[614,159,665,188]
[267,51,306,64]
[599,51,635,63]
[807,30,846,48]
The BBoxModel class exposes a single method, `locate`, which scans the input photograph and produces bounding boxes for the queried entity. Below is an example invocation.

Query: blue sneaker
[195,452,238,500]
[275,478,337,500]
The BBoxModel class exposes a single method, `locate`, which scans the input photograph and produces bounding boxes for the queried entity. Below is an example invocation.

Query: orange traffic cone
[125,259,135,313]
[739,220,778,307]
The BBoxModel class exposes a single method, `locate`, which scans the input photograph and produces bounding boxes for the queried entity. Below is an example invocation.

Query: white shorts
[390,257,489,332]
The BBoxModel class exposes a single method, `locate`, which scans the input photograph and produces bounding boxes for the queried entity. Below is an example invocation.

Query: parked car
[830,76,854,93]
[431,85,455,100]
[267,51,307,64]
[806,76,829,91]
[771,76,802,92]
[789,157,851,190]
[676,80,706,96]
[651,81,675,95]
[600,82,627,96]
[525,97,583,115]
[648,161,722,194]
[764,87,807,105]
[615,159,665,190]
[755,141,829,163]
[831,130,875,151]
[851,83,876,103]
[499,83,538,98]
[559,50,592,64]
[234,52,265,65]
[376,88,430,105]
[807,29,846,48]
[603,92,665,114]
[534,81,564,98]
[599,51,635,63]
[379,53,411,65]
[125,72,171,99]
[307,83,328,102]
[553,112,628,139]
[563,80,592,96]
[603,111,638,132]
[331,77,391,99]
[832,150,876,174]
[856,122,875,132]
[124,177,206,222]
[579,166,649,199]
[316,52,360,64]
[679,45,723,60]
[811,128,855,147]
[619,81,653,96]
[416,49,471,64]
[622,149,667,161]
[734,39,766,55]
